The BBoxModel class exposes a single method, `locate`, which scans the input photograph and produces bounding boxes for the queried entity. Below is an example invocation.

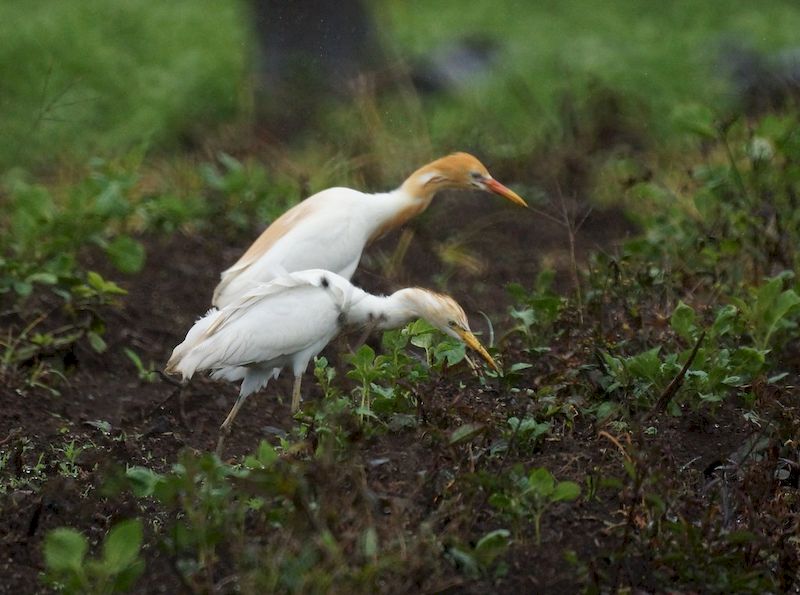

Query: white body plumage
[167,269,497,441]
[211,153,527,308]
[213,188,402,308]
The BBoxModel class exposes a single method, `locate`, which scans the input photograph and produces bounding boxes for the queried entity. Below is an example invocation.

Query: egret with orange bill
[212,153,527,307]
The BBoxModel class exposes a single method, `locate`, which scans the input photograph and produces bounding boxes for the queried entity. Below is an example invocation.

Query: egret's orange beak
[484,178,528,208]
[456,328,500,372]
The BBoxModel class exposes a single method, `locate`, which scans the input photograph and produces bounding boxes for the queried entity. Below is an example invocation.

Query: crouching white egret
[167,269,497,451]
[212,152,527,308]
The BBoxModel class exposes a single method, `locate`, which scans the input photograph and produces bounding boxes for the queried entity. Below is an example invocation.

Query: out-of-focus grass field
[0,1,246,169]
[2,0,799,170]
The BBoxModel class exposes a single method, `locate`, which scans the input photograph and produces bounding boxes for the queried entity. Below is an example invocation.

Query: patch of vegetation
[43,519,144,594]
[0,153,304,391]
[121,446,441,593]
[0,1,246,168]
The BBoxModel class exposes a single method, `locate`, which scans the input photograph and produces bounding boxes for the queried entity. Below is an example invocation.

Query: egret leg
[290,375,303,412]
[216,392,249,455]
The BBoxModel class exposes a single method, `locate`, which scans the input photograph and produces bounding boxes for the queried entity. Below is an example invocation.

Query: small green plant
[55,440,88,479]
[731,273,800,351]
[42,519,144,594]
[625,114,800,287]
[347,344,388,419]
[404,319,471,371]
[0,437,47,495]
[123,348,159,382]
[0,271,126,387]
[345,325,436,420]
[447,529,512,579]
[505,270,565,349]
[504,416,551,451]
[125,453,252,589]
[314,356,341,401]
[490,467,580,545]
[597,347,678,410]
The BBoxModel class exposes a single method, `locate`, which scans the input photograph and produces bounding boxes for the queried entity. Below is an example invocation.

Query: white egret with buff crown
[212,153,527,308]
[167,269,498,452]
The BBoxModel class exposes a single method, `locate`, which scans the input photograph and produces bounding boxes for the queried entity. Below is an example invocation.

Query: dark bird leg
[216,392,251,455]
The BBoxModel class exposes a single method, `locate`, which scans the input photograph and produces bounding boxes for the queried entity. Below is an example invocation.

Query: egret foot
[215,428,230,456]
[216,393,249,455]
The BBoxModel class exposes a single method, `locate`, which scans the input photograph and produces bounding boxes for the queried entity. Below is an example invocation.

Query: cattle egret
[212,153,527,308]
[167,269,497,451]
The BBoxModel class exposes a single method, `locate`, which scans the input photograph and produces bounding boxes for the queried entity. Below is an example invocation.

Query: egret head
[408,152,528,207]
[399,289,499,371]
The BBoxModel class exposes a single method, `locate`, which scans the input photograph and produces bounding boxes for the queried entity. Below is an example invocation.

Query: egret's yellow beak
[484,178,528,208]
[456,328,500,372]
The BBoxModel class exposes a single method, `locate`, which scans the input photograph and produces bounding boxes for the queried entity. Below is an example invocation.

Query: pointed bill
[456,328,500,372]
[484,178,528,208]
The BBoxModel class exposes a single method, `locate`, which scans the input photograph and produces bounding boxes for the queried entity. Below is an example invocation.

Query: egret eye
[470,171,483,180]
[448,320,457,327]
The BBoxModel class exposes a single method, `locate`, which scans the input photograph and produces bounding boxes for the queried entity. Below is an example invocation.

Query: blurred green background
[2,0,799,172]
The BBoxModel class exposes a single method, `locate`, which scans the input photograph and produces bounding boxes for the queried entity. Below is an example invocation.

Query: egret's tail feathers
[165,308,220,378]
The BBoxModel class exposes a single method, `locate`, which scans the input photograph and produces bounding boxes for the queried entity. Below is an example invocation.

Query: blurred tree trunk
[249,0,384,137]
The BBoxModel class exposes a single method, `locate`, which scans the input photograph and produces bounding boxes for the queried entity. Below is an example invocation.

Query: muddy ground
[1,189,796,593]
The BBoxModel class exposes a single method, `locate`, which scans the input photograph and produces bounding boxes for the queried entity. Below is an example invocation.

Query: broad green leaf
[552,481,581,502]
[755,276,783,316]
[508,417,550,441]
[449,423,485,445]
[94,180,130,218]
[626,347,662,383]
[410,331,435,349]
[102,519,143,573]
[474,529,511,566]
[710,304,738,338]
[448,546,478,577]
[87,331,107,353]
[112,559,145,591]
[731,347,767,377]
[406,319,436,336]
[433,340,466,367]
[44,528,88,573]
[761,289,800,348]
[106,235,146,274]
[86,419,112,434]
[488,492,515,512]
[349,344,375,369]
[526,467,555,496]
[256,440,278,466]
[670,301,696,341]
[13,280,32,296]
[86,271,127,295]
[594,401,618,422]
[26,272,58,285]
[126,467,163,497]
[510,307,536,330]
